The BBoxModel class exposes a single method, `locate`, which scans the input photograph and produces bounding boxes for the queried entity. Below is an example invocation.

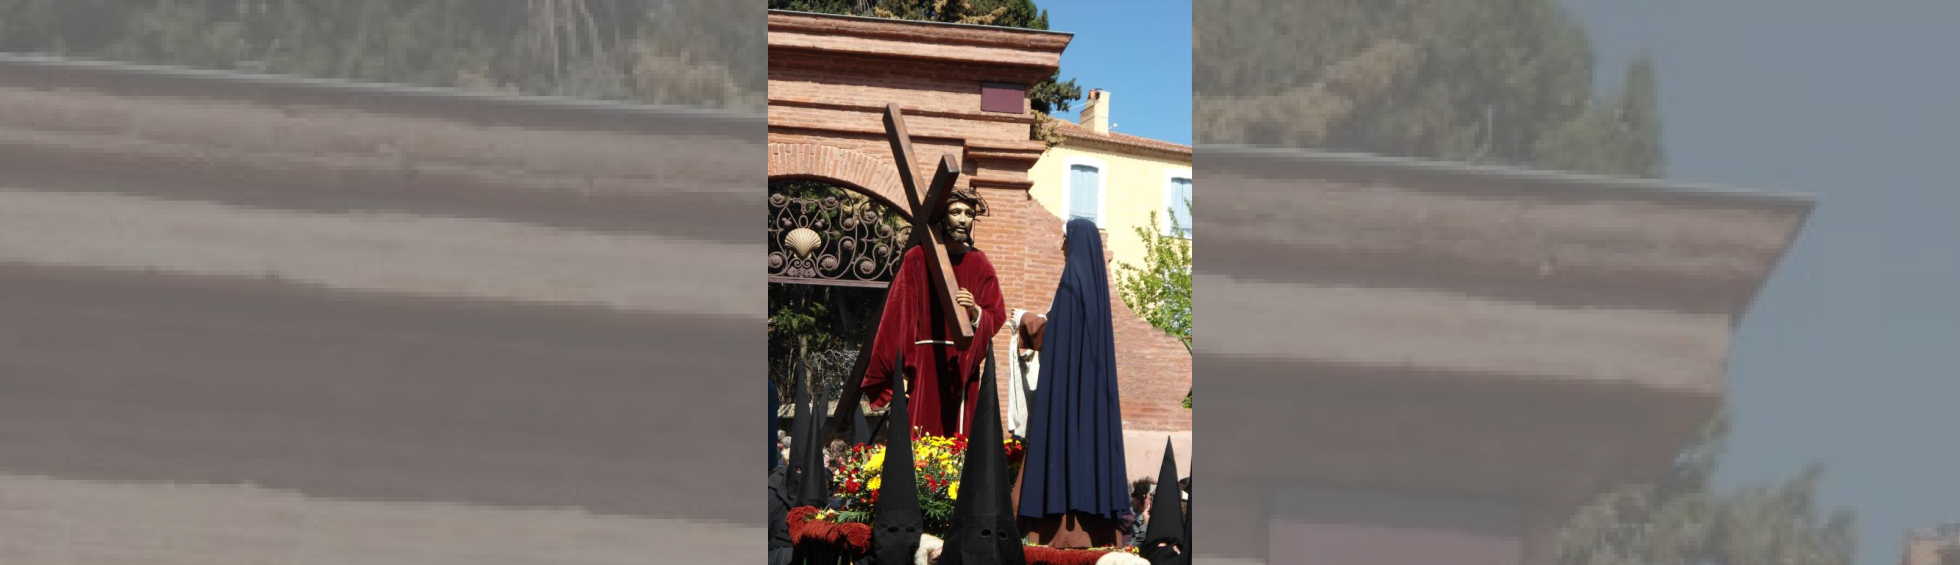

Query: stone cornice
[1198,145,1813,323]
[1190,146,1812,546]
[1201,273,1734,393]
[767,10,1067,80]
[1200,144,1815,210]
[964,176,1035,190]
[766,114,964,145]
[964,139,1047,163]
[0,53,759,136]
[0,54,761,199]
[0,55,762,321]
[0,54,760,251]
[767,95,1035,126]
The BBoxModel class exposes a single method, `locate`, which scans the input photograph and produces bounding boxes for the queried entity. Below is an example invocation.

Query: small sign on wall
[981,82,1027,114]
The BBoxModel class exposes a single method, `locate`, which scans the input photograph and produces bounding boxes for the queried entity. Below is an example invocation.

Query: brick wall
[769,11,1188,436]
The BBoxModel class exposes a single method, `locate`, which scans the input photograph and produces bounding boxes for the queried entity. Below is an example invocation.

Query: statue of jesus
[859,187,1007,437]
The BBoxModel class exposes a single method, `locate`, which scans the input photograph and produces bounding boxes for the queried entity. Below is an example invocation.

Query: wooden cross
[882,103,975,349]
[824,104,975,440]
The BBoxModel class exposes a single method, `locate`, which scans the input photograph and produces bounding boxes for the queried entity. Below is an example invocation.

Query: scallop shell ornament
[785,227,823,258]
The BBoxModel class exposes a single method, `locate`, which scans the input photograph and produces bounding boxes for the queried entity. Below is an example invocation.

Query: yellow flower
[867,449,885,470]
[868,475,881,491]
[948,481,960,500]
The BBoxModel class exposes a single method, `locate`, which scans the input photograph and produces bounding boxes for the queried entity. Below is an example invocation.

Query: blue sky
[1566,2,1960,563]
[1041,0,1192,146]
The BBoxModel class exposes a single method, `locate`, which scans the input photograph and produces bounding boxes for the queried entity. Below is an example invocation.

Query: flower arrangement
[824,429,1024,537]
[785,507,1129,565]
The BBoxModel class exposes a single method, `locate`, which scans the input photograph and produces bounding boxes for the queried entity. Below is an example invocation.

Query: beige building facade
[1028,89,1194,270]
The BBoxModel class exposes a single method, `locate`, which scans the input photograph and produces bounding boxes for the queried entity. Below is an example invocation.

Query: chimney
[1080,89,1110,134]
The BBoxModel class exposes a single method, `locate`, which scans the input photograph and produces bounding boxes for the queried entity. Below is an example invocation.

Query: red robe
[861,245,1007,437]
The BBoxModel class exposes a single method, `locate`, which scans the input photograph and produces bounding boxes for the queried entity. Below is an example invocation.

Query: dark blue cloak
[1017,218,1130,520]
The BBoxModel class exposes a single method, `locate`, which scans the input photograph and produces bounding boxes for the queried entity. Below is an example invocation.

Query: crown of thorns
[944,187,989,218]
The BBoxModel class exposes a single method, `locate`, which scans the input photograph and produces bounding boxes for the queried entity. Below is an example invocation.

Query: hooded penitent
[939,350,1026,565]
[1138,439,1186,565]
[869,348,926,565]
[793,379,832,509]
[1019,218,1130,521]
[790,362,844,565]
[785,357,814,499]
[853,401,873,447]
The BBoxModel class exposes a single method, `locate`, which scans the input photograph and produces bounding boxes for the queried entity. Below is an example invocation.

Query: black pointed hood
[784,357,813,498]
[852,401,872,447]
[940,349,1025,565]
[1139,439,1186,565]
[870,348,925,564]
[793,379,832,508]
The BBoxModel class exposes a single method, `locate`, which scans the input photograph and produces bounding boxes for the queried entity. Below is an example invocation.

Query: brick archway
[767,143,910,219]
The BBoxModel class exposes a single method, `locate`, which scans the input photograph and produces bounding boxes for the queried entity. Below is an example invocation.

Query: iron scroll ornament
[769,180,912,284]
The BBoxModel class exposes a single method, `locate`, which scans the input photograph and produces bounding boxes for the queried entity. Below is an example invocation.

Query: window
[1063,157,1107,225]
[1164,171,1193,238]
[1069,165,1100,221]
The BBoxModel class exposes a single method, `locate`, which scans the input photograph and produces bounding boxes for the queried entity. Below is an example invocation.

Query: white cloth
[1004,308,1042,439]
[916,533,943,565]
[1096,552,1151,565]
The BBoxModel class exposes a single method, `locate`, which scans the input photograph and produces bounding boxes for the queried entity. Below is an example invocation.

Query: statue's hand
[955,288,976,311]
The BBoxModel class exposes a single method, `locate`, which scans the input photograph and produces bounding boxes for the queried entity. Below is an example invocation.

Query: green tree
[0,0,761,109]
[768,0,868,16]
[1554,412,1855,565]
[1112,206,1192,408]
[769,283,883,403]
[1195,0,1663,178]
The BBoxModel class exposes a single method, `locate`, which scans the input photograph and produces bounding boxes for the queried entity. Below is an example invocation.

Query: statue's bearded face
[941,201,977,244]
